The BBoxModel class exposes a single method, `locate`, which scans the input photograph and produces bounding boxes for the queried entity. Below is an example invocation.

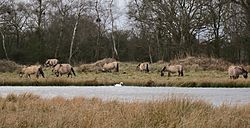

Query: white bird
[114,82,123,87]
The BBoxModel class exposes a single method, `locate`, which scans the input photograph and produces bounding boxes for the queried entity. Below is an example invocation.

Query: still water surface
[0,86,250,106]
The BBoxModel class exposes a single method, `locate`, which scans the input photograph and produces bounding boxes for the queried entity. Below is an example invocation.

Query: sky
[113,0,131,30]
[16,0,131,29]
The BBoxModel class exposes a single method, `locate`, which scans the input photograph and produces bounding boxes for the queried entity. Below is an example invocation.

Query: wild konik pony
[136,62,150,72]
[161,64,184,77]
[102,61,119,72]
[19,65,45,78]
[44,59,58,67]
[52,64,76,77]
[228,66,248,79]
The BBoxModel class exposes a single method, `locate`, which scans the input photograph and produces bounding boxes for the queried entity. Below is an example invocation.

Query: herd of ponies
[18,58,248,80]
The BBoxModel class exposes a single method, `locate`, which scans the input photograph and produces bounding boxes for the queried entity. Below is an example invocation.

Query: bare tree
[109,0,118,59]
[231,0,250,35]
[204,0,228,57]
[0,30,8,60]
[95,0,101,60]
[128,0,206,61]
[230,0,250,62]
[0,0,10,60]
[36,0,46,49]
[50,0,72,58]
[68,1,82,63]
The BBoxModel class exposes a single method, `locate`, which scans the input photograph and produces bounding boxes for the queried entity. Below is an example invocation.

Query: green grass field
[0,62,249,87]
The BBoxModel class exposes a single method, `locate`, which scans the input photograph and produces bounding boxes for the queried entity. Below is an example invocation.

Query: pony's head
[136,63,141,70]
[242,69,248,79]
[238,66,248,79]
[44,60,50,67]
[52,64,60,76]
[19,71,24,78]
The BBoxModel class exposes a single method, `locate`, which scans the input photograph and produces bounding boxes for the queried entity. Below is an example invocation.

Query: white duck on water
[114,82,123,87]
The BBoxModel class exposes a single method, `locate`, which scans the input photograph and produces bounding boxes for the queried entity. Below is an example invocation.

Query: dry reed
[0,93,249,128]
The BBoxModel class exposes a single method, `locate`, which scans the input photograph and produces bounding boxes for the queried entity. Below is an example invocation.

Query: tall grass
[0,93,249,128]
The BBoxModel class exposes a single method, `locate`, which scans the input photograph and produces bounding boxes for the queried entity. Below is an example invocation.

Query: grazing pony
[19,65,45,78]
[102,61,119,72]
[52,64,76,77]
[44,59,58,67]
[161,64,184,77]
[228,66,248,79]
[136,62,150,72]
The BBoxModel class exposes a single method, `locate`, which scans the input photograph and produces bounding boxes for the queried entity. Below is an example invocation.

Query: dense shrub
[0,60,21,72]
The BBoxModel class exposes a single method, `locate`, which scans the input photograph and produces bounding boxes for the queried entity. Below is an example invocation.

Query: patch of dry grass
[0,60,22,73]
[0,93,249,128]
[170,56,233,71]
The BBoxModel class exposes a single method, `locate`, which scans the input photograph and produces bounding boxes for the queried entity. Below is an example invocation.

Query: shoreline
[0,77,250,88]
[0,69,249,88]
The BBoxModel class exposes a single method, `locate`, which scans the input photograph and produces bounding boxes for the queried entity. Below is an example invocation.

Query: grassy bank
[0,93,249,128]
[0,62,250,87]
[0,60,249,87]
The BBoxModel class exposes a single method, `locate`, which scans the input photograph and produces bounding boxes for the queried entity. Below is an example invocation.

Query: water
[0,86,250,106]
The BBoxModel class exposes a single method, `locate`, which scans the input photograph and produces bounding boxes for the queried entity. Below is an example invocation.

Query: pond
[0,86,250,106]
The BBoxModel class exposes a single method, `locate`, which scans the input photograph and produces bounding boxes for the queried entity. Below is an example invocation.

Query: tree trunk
[148,43,153,63]
[95,0,101,60]
[38,0,42,44]
[14,12,20,48]
[156,32,161,60]
[16,29,20,48]
[55,20,63,58]
[1,31,9,60]
[109,0,118,59]
[246,7,250,63]
[68,11,80,63]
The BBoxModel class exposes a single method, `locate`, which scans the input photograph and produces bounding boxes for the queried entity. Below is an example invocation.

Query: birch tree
[69,1,81,63]
[109,0,118,59]
[51,0,72,58]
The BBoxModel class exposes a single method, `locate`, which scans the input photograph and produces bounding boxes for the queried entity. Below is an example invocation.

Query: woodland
[0,0,249,64]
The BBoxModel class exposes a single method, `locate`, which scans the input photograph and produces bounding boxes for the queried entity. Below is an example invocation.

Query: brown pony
[136,62,150,72]
[19,65,45,78]
[161,64,184,77]
[102,62,119,72]
[52,64,76,77]
[44,59,58,67]
[228,65,248,79]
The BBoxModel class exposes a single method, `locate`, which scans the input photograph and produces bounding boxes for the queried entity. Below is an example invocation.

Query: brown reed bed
[0,93,249,128]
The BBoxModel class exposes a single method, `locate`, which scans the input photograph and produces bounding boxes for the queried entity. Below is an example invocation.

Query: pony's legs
[180,71,184,76]
[167,72,171,77]
[67,72,72,78]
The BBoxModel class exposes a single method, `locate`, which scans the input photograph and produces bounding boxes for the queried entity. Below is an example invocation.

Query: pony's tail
[146,63,149,72]
[116,63,119,72]
[39,67,45,78]
[71,67,76,76]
